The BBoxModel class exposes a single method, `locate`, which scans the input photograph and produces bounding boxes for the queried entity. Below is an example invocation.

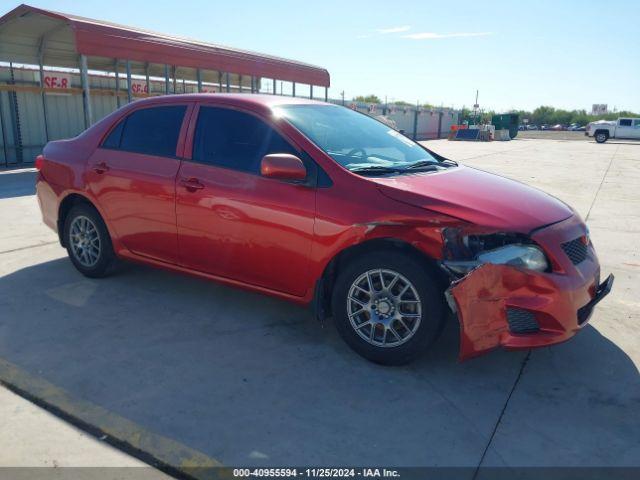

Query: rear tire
[595,131,609,143]
[63,204,114,278]
[331,251,445,365]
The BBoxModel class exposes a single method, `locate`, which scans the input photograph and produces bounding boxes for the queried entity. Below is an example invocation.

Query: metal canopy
[0,4,330,87]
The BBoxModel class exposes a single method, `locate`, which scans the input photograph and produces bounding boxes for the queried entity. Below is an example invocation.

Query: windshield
[276,104,444,174]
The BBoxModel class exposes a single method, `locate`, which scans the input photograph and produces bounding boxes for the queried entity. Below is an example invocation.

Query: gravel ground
[516,130,590,141]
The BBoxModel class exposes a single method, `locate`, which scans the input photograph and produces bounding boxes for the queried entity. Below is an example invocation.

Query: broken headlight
[442,230,549,275]
[478,244,547,270]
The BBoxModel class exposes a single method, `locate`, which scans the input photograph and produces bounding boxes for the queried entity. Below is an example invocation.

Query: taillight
[35,154,44,171]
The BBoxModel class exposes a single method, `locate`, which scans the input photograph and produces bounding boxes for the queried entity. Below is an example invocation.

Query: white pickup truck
[586,118,640,143]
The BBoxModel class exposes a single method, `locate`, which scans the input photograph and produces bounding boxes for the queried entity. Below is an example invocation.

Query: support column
[292,82,296,97]
[310,85,314,99]
[164,65,170,94]
[196,69,202,93]
[437,111,443,139]
[79,55,93,129]
[238,74,243,93]
[218,72,223,92]
[324,87,328,102]
[115,60,121,108]
[145,63,150,96]
[0,90,8,166]
[412,104,419,141]
[8,63,23,163]
[126,60,132,103]
[172,66,177,94]
[272,79,276,95]
[225,72,230,93]
[38,53,49,142]
[250,76,255,93]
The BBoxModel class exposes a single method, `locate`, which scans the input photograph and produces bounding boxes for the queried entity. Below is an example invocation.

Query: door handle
[180,177,205,192]
[92,162,109,174]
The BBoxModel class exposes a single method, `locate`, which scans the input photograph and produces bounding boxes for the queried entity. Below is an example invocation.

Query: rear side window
[102,105,187,157]
[192,106,297,174]
[102,120,124,149]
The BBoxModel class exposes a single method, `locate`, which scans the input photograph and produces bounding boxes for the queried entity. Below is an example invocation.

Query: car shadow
[0,169,36,199]
[0,257,637,469]
[589,140,640,146]
[605,141,640,146]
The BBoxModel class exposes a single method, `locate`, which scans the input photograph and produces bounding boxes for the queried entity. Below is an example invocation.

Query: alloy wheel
[347,269,422,348]
[69,215,101,268]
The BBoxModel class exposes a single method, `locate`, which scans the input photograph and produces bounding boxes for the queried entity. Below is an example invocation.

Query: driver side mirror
[260,154,307,181]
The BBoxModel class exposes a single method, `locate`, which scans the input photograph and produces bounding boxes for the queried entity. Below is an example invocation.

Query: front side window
[102,105,187,157]
[619,119,632,127]
[275,104,445,175]
[192,107,297,174]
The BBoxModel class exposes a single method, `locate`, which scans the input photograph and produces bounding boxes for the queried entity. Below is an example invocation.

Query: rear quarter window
[102,120,124,149]
[102,105,187,157]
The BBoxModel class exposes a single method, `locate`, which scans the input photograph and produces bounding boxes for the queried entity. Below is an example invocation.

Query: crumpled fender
[450,263,559,360]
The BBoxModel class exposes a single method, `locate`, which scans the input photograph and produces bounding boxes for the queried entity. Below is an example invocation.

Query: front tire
[595,131,609,143]
[331,251,445,365]
[63,204,114,278]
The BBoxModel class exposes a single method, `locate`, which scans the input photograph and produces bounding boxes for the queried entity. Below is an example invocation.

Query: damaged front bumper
[442,215,614,360]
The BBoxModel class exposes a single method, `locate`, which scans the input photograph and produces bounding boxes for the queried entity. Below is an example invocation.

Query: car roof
[130,93,332,111]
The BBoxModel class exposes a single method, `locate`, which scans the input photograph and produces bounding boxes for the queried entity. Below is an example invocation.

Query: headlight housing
[477,244,548,271]
[442,230,549,275]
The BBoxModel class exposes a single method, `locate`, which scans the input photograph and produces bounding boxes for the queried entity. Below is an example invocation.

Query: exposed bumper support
[448,263,613,361]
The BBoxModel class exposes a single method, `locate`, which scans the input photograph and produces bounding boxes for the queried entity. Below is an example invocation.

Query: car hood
[369,165,573,233]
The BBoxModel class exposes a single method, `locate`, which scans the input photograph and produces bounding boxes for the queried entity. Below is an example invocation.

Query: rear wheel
[63,204,114,278]
[595,131,609,143]
[331,251,445,365]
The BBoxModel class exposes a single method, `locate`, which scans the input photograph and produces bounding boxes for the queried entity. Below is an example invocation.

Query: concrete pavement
[0,138,638,474]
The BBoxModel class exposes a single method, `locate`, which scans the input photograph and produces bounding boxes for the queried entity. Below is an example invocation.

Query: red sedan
[36,94,613,364]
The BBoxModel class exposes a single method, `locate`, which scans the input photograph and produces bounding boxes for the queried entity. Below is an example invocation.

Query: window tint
[102,119,124,149]
[634,119,640,127]
[619,119,632,127]
[112,106,187,157]
[192,107,297,173]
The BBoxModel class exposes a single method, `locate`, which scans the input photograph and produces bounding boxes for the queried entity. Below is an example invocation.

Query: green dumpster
[492,113,519,139]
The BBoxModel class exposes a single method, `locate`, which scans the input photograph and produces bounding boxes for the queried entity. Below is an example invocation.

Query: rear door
[615,118,634,139]
[175,104,317,297]
[86,103,192,264]
[632,119,640,139]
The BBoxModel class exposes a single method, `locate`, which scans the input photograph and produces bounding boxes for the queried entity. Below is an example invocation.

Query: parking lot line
[0,358,223,478]
[0,241,59,256]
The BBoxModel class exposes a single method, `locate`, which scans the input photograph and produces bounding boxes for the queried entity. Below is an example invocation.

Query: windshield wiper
[349,165,403,175]
[404,160,442,171]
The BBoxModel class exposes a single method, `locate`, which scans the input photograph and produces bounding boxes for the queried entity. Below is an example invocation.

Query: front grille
[507,308,540,334]
[561,237,588,265]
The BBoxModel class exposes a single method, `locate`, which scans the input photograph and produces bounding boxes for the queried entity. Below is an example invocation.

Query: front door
[86,104,190,264]
[175,105,317,297]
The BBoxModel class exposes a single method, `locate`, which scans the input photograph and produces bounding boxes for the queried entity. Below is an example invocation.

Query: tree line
[497,106,638,126]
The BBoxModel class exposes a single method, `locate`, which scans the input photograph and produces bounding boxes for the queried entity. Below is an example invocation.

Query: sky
[8,0,640,112]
